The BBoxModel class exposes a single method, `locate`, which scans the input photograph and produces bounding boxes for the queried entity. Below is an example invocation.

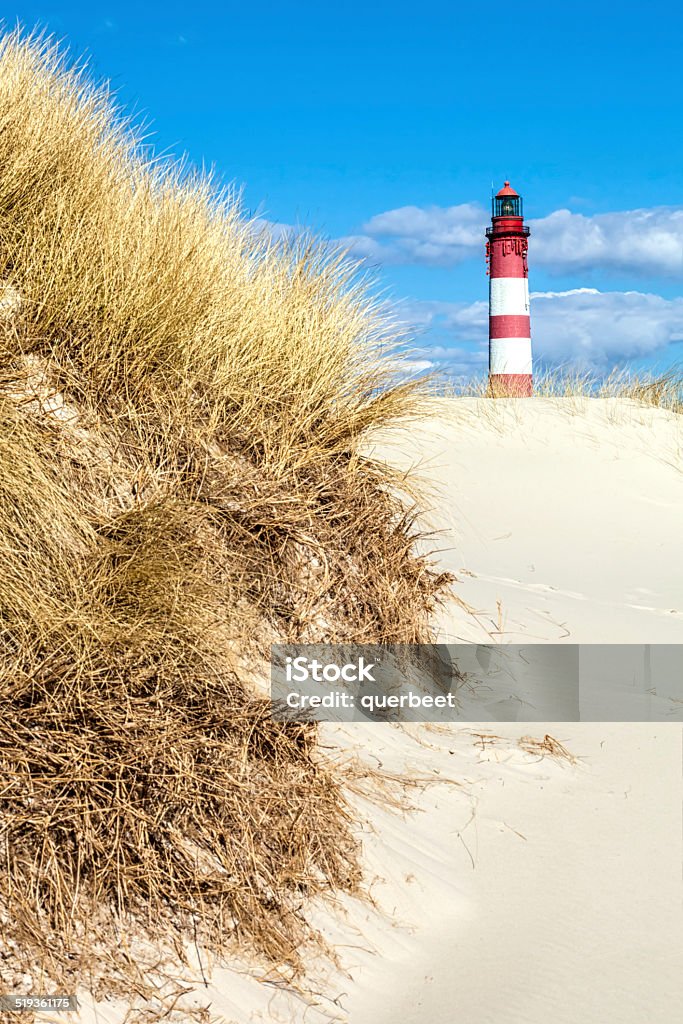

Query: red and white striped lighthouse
[485,181,532,396]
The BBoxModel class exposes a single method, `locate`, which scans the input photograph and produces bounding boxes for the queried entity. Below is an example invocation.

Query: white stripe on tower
[489,278,530,318]
[489,338,532,374]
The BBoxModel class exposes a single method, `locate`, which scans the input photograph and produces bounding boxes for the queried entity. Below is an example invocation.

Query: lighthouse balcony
[486,223,530,238]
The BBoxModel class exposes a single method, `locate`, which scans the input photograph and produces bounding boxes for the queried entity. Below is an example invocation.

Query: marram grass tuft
[449,364,683,412]
[0,29,452,1015]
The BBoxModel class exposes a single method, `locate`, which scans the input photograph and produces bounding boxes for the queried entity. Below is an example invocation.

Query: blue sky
[8,1,683,379]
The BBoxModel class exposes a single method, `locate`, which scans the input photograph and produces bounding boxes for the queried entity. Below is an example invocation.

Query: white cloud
[530,208,683,276]
[248,217,297,242]
[399,358,434,373]
[398,288,683,373]
[529,287,683,366]
[342,203,683,277]
[338,203,484,267]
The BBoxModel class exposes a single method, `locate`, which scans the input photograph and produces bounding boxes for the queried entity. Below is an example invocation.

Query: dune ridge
[0,30,450,1016]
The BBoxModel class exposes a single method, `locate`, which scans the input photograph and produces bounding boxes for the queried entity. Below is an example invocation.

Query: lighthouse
[485,181,532,396]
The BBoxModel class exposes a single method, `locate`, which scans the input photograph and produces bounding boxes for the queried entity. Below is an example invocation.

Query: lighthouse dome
[496,180,519,197]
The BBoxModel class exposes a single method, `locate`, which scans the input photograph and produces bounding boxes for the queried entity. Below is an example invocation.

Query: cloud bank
[399,288,683,375]
[341,204,683,277]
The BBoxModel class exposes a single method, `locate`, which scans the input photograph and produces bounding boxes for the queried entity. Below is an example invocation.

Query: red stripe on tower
[485,181,532,396]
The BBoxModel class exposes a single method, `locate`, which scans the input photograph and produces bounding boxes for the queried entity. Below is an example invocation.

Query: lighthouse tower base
[488,373,533,398]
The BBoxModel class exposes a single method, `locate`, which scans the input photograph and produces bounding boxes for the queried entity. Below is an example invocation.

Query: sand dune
[76,397,682,1023]
[372,396,683,645]
[318,397,682,1024]
[326,720,682,1024]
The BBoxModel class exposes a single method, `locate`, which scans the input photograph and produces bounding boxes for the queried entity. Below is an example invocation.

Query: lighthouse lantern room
[485,181,532,396]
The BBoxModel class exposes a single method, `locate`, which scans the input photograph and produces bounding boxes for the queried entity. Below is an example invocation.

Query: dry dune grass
[452,365,683,413]
[0,30,452,1015]
[517,734,579,766]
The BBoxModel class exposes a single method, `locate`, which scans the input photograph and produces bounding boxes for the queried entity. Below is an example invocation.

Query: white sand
[375,397,683,645]
[326,721,682,1024]
[74,397,682,1023]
